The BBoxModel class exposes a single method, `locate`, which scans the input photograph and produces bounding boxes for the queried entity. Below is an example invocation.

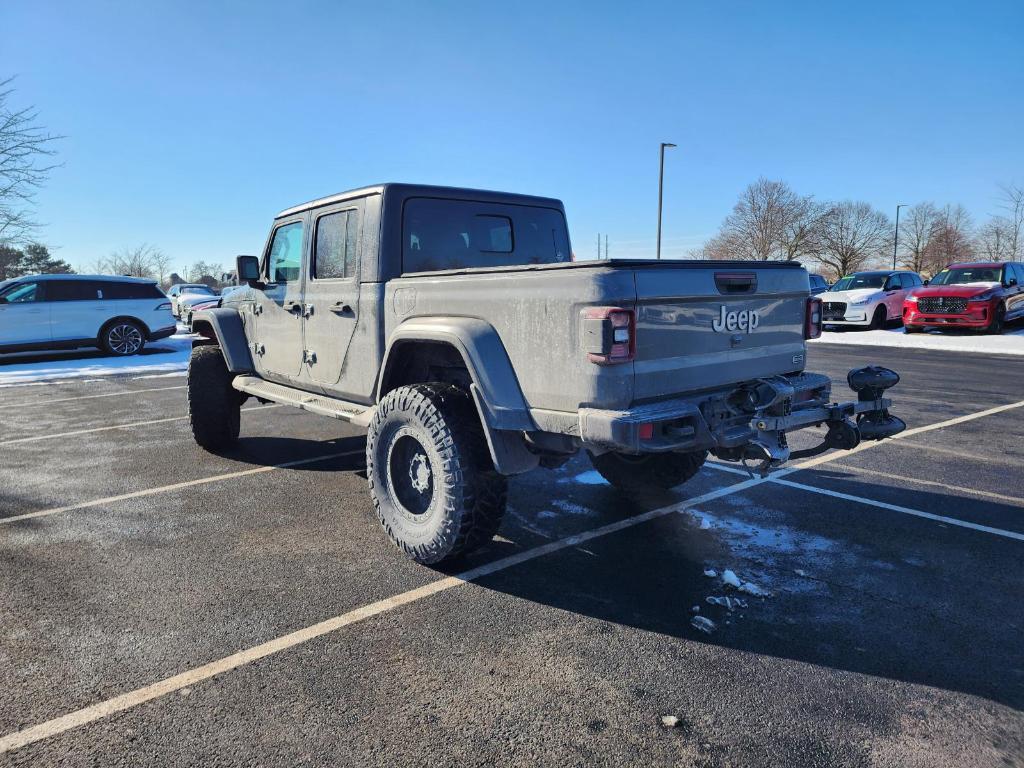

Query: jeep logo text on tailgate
[712,306,760,333]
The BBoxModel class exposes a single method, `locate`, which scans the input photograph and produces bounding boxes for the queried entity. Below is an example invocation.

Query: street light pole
[657,142,676,260]
[893,204,907,270]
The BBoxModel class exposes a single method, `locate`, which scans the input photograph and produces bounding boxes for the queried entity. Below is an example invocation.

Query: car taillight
[583,307,636,364]
[805,297,822,339]
[156,302,172,311]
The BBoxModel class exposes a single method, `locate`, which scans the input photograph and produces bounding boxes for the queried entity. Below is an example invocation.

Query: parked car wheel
[869,305,887,330]
[985,303,1006,334]
[366,383,507,565]
[101,319,146,356]
[588,450,707,492]
[188,345,241,450]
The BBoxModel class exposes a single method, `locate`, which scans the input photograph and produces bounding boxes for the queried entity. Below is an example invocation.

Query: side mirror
[922,279,929,286]
[236,255,263,288]
[1007,277,1018,287]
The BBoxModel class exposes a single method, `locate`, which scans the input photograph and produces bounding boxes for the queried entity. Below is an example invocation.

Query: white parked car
[0,274,177,356]
[165,283,217,318]
[820,270,924,330]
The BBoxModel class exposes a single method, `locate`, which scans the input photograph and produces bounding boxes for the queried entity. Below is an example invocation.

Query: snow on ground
[810,323,1024,356]
[0,330,195,387]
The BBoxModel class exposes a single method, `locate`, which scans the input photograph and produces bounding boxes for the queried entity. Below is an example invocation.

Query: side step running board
[232,376,375,427]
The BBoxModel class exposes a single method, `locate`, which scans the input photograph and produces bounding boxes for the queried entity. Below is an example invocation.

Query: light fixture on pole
[893,204,907,270]
[657,142,676,260]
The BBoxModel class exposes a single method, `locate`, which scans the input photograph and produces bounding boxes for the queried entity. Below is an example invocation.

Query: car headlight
[849,295,876,306]
[904,294,918,303]
[967,290,997,303]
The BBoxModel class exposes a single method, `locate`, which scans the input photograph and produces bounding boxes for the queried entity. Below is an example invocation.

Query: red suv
[903,261,1024,334]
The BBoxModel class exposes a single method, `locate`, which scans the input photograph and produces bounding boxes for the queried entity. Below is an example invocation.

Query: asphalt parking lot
[1,343,1022,767]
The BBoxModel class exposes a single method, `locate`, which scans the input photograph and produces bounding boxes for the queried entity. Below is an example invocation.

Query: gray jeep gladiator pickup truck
[189,183,904,564]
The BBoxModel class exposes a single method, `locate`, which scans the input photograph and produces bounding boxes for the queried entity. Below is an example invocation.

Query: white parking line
[0,475,766,755]
[0,404,282,446]
[771,477,1024,542]
[791,398,1024,470]
[808,463,1024,507]
[0,385,186,408]
[0,447,361,525]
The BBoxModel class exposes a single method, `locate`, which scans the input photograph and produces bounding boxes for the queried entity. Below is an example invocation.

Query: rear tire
[588,450,707,492]
[366,383,507,565]
[985,303,1005,334]
[188,345,241,450]
[101,320,146,356]
[869,305,886,330]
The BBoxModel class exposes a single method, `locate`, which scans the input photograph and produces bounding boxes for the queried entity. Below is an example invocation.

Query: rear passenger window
[314,210,359,279]
[402,198,570,273]
[267,221,304,283]
[48,280,102,301]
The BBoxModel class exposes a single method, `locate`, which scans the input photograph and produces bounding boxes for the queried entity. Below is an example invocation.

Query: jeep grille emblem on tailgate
[712,306,759,333]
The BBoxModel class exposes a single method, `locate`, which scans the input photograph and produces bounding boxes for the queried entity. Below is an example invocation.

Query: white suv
[0,274,177,356]
[820,270,924,329]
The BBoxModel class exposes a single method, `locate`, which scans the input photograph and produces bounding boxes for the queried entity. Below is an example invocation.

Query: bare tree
[98,243,166,278]
[186,260,224,287]
[705,178,823,261]
[0,78,62,247]
[151,250,174,287]
[897,202,940,274]
[925,204,974,272]
[994,183,1023,261]
[976,217,1015,262]
[814,201,892,280]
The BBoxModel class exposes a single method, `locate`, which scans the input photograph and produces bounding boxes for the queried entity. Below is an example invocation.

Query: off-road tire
[869,305,887,330]
[366,383,507,565]
[188,345,241,450]
[985,303,1005,334]
[588,450,707,492]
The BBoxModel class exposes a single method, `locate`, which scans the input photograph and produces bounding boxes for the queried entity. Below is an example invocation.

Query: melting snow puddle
[552,499,599,517]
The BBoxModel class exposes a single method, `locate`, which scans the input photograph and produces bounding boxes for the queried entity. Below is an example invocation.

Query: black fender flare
[190,308,255,374]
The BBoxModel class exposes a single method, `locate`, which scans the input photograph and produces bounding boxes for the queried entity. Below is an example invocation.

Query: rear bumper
[578,369,899,463]
[148,325,177,341]
[903,304,990,328]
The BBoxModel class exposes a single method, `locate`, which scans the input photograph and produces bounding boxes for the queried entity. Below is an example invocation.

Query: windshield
[929,266,1002,286]
[182,286,214,295]
[831,274,886,291]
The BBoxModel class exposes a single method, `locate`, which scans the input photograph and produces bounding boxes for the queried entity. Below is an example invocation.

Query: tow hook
[847,365,906,441]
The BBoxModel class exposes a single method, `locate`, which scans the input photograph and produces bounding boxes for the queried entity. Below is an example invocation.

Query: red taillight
[583,307,636,364]
[805,297,822,339]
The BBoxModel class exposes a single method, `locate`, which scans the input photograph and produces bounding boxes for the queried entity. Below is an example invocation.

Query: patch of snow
[703,568,717,578]
[721,569,742,588]
[0,333,194,386]
[132,371,188,380]
[551,499,598,517]
[809,325,1024,356]
[559,470,609,486]
[737,579,769,597]
[660,715,681,728]
[794,569,808,577]
[690,615,716,634]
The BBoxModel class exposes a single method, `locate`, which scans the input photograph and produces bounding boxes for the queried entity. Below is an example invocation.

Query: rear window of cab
[401,198,571,273]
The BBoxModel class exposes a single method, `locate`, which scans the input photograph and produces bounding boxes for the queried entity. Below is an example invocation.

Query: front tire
[366,384,507,565]
[985,303,1005,334]
[869,305,887,330]
[588,450,707,493]
[101,320,146,356]
[188,345,241,450]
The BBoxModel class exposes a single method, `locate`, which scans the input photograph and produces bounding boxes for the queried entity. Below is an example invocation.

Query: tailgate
[631,263,809,401]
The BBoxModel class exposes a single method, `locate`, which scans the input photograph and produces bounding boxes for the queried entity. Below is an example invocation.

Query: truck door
[254,216,307,380]
[302,200,363,396]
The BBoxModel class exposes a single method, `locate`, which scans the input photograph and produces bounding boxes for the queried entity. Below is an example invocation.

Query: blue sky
[2,0,1022,273]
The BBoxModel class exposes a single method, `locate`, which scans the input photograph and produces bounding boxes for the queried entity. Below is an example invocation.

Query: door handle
[330,302,353,315]
[285,300,302,312]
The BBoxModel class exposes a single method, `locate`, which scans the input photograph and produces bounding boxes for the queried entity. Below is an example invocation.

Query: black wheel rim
[387,432,435,517]
[108,324,143,354]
